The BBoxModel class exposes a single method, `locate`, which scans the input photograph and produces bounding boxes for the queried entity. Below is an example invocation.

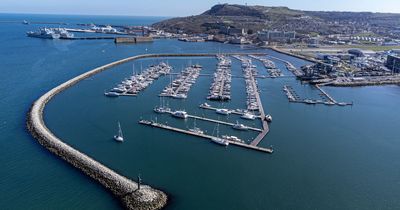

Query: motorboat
[232,121,249,130]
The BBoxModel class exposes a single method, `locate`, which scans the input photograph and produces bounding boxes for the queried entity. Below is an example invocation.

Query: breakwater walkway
[26,53,267,209]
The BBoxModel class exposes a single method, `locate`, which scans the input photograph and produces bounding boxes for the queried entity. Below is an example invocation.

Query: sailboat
[189,119,204,134]
[211,123,229,146]
[113,122,124,142]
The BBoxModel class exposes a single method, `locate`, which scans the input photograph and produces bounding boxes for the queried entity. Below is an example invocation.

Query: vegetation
[152,4,400,38]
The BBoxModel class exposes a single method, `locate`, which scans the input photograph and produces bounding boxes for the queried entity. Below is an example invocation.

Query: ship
[26,28,60,39]
[52,28,75,39]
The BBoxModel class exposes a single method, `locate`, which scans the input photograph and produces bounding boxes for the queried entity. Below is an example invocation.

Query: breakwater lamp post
[138,174,142,190]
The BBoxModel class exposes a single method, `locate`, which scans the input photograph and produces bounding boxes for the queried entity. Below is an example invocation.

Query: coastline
[26,53,266,209]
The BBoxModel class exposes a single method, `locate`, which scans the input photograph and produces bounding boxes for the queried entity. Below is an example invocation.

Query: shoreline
[26,52,267,209]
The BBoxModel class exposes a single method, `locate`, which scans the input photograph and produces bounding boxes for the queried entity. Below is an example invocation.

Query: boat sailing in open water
[113,122,124,142]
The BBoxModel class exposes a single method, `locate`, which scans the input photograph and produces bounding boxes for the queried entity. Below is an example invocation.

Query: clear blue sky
[1,0,400,16]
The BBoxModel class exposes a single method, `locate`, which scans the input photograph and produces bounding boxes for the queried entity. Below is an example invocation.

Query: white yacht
[232,121,249,130]
[189,119,204,134]
[172,110,188,119]
[104,92,119,97]
[222,135,243,143]
[113,122,124,142]
[211,123,229,146]
[216,108,231,115]
[241,112,256,120]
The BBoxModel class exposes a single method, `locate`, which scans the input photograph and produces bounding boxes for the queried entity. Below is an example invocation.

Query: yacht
[104,92,119,97]
[324,101,335,106]
[241,112,256,120]
[113,122,124,142]
[304,99,316,104]
[211,123,229,146]
[222,135,243,143]
[200,103,211,108]
[337,102,347,106]
[189,119,204,134]
[216,108,231,115]
[211,137,229,146]
[232,121,249,130]
[172,110,188,119]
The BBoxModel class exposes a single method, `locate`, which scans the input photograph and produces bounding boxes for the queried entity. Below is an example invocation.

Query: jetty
[283,85,352,106]
[159,110,263,132]
[139,120,273,153]
[105,62,172,97]
[160,65,202,99]
[207,55,232,101]
[232,55,271,146]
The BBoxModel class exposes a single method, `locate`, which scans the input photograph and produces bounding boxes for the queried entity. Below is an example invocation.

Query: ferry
[172,110,188,119]
[113,122,124,142]
[27,28,60,39]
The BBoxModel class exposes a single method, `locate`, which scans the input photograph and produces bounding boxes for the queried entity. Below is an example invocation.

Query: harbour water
[1,14,400,209]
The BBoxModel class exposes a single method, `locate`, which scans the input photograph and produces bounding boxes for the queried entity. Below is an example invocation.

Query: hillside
[152,4,400,37]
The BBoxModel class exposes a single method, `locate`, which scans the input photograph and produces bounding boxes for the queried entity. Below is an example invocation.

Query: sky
[1,0,400,16]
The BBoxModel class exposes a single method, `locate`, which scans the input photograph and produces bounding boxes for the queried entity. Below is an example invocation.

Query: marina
[159,64,202,99]
[138,120,273,153]
[156,109,263,132]
[105,62,172,97]
[250,55,283,78]
[283,85,353,106]
[207,55,232,101]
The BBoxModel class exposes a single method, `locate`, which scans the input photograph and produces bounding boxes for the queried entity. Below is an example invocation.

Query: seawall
[26,53,265,209]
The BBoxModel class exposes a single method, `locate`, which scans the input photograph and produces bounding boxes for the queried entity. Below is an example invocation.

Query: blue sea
[1,13,400,210]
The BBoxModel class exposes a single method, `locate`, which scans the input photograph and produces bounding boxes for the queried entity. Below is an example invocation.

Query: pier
[160,65,202,99]
[139,120,273,153]
[283,85,353,106]
[161,110,263,132]
[199,104,262,119]
[232,55,271,146]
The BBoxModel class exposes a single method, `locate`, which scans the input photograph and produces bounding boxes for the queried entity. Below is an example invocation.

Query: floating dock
[199,104,262,119]
[161,110,263,132]
[139,120,273,154]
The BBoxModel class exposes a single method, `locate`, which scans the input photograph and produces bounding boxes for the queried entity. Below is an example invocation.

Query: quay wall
[115,37,154,44]
[26,53,265,209]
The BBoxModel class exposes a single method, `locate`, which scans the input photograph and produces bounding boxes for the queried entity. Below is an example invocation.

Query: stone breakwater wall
[26,53,263,209]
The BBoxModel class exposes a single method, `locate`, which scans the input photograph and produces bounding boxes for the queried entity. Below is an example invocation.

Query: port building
[386,54,400,73]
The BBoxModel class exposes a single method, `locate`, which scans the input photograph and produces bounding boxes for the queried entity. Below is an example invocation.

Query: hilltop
[152,4,400,38]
